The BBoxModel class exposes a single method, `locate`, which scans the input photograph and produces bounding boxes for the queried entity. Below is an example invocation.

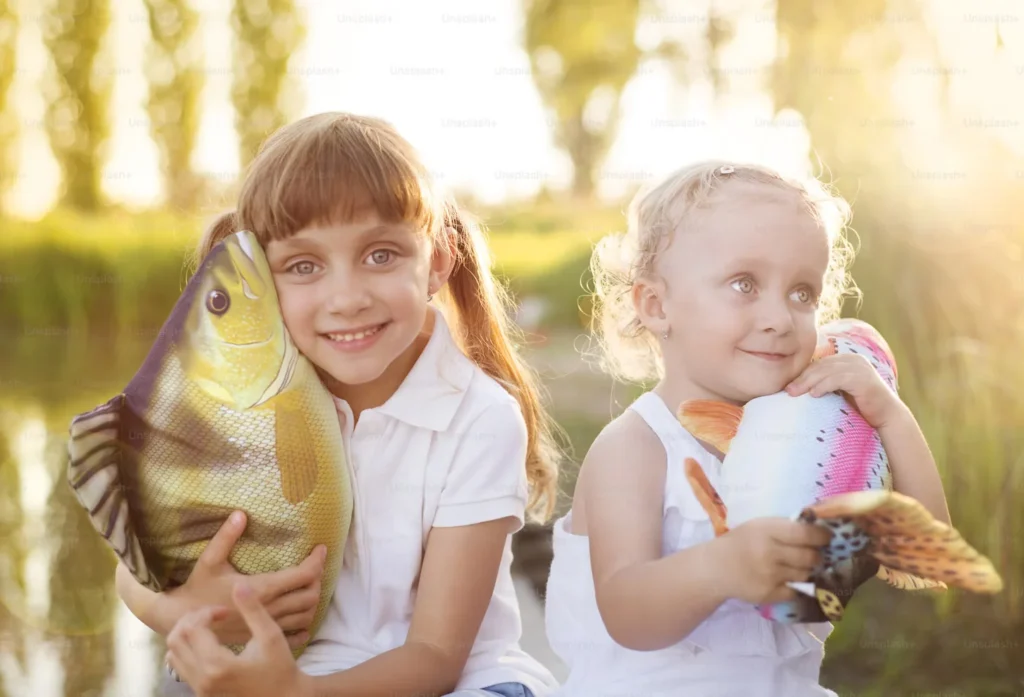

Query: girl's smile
[321,321,390,352]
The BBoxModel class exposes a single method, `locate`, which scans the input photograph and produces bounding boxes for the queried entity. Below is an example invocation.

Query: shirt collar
[357,307,475,432]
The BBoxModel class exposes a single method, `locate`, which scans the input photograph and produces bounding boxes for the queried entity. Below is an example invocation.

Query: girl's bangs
[239,116,437,242]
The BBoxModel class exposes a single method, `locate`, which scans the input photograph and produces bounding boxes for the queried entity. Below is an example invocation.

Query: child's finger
[256,545,326,599]
[285,630,311,650]
[197,511,247,569]
[775,546,821,577]
[807,372,857,397]
[183,617,237,668]
[265,587,319,619]
[233,582,285,649]
[786,363,827,394]
[166,633,200,683]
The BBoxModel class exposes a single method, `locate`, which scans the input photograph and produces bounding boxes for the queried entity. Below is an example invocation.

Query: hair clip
[719,165,735,174]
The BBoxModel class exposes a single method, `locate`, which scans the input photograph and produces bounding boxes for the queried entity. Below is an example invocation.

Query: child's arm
[878,400,951,525]
[301,517,515,697]
[581,415,732,651]
[116,511,326,647]
[581,413,830,652]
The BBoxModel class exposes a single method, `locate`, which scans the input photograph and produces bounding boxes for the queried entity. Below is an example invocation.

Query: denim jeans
[443,683,535,697]
[161,673,535,697]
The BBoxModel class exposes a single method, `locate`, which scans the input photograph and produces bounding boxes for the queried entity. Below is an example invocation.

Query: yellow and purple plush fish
[65,230,352,656]
[678,318,1003,623]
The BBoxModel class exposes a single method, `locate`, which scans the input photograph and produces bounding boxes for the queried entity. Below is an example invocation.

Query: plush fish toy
[678,318,1003,623]
[66,230,352,656]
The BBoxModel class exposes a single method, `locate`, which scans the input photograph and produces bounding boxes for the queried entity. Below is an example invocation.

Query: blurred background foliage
[1,0,1023,695]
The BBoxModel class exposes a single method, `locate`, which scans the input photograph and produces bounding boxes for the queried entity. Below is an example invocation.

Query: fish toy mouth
[224,333,277,348]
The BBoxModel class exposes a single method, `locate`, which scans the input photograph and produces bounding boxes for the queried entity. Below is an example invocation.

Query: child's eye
[730,277,755,294]
[367,249,393,265]
[792,287,817,304]
[288,261,317,276]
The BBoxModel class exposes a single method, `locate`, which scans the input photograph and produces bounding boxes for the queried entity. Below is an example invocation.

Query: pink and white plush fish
[677,318,1003,624]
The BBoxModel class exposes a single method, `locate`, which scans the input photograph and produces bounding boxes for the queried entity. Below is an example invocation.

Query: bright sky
[6,0,1024,219]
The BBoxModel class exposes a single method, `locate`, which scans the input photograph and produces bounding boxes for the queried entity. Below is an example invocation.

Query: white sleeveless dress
[544,392,838,697]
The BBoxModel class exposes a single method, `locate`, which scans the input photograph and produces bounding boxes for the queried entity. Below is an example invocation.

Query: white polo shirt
[296,307,559,697]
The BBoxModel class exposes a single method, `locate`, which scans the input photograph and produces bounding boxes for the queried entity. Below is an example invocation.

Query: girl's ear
[633,275,669,337]
[427,227,457,296]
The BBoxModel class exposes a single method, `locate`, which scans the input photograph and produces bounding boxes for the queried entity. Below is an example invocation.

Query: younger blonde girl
[544,161,950,697]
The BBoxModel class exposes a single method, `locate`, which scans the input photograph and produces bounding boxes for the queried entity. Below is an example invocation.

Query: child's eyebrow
[356,224,413,242]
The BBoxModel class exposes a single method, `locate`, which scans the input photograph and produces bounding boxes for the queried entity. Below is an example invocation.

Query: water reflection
[0,335,167,697]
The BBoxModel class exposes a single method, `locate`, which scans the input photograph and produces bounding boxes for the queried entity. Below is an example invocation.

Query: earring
[427,291,434,302]
[662,327,670,340]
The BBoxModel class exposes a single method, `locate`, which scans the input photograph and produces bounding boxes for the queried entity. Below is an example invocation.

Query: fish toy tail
[803,490,1003,594]
[66,394,159,591]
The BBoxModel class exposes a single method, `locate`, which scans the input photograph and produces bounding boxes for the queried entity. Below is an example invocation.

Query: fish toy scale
[66,230,352,656]
[677,318,1003,624]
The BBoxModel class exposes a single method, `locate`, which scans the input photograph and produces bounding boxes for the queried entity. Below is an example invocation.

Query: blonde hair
[193,112,561,522]
[589,159,859,384]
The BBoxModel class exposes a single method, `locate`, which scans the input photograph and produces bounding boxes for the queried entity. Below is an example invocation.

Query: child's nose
[757,298,795,333]
[323,272,373,314]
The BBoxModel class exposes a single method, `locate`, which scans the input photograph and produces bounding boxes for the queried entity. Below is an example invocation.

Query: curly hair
[588,160,860,384]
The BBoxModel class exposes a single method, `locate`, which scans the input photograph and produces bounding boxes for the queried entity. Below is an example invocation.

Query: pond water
[0,334,175,697]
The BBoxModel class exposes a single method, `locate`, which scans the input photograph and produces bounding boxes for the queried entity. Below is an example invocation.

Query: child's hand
[165,582,314,697]
[785,353,903,429]
[160,511,326,647]
[717,518,832,605]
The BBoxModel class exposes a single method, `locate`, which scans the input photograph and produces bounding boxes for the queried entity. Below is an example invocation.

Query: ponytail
[190,210,239,276]
[440,202,564,524]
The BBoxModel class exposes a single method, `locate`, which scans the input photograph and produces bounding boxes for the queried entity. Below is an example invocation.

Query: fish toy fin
[275,400,320,504]
[677,400,743,455]
[802,490,1003,594]
[814,587,846,622]
[66,395,160,591]
[684,458,729,536]
[875,565,945,591]
[812,336,839,361]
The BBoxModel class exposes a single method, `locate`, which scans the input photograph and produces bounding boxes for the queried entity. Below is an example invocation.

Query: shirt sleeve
[432,399,529,531]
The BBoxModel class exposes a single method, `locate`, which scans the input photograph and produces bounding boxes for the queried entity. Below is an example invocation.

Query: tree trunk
[42,0,112,212]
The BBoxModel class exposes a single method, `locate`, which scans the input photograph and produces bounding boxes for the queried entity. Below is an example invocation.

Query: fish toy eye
[206,289,230,315]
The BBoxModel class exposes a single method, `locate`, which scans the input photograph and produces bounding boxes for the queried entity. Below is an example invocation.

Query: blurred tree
[523,0,684,198]
[230,0,305,168]
[142,0,204,212]
[0,0,17,216]
[704,6,735,100]
[41,0,112,211]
